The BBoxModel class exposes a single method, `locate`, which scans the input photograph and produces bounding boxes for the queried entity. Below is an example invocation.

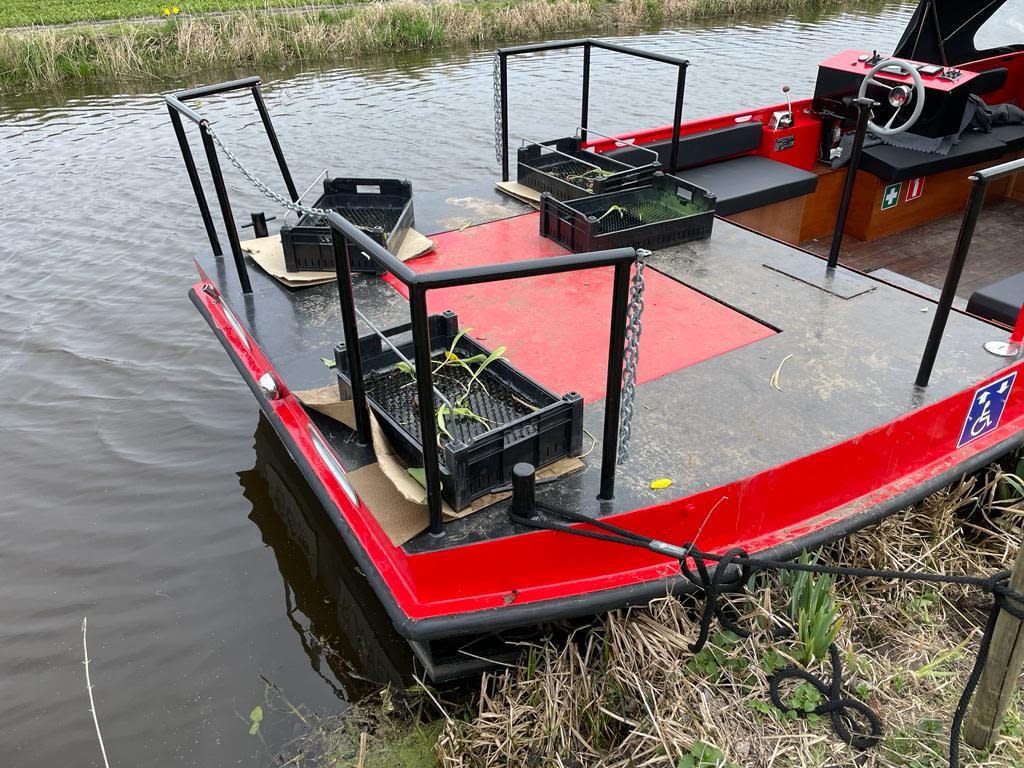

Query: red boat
[166,0,1024,677]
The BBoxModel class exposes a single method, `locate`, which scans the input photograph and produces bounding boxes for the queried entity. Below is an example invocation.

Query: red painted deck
[386,214,777,401]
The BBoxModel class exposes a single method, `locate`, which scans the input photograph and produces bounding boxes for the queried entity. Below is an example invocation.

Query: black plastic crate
[334,311,584,511]
[539,172,716,253]
[280,177,414,274]
[517,137,657,201]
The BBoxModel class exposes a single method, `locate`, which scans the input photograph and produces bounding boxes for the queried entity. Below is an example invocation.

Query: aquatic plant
[394,327,506,444]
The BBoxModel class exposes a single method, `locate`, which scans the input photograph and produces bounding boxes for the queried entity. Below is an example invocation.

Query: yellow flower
[162,7,171,15]
[172,5,180,13]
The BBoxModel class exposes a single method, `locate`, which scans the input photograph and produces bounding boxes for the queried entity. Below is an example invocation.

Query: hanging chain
[618,249,649,464]
[208,118,646,461]
[205,123,327,219]
[492,52,503,166]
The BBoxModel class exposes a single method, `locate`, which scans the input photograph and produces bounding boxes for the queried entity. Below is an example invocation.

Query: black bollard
[511,463,537,519]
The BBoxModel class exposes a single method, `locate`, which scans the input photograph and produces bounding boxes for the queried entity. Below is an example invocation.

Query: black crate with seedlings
[334,311,584,511]
[517,136,657,201]
[539,172,716,253]
[280,177,414,274]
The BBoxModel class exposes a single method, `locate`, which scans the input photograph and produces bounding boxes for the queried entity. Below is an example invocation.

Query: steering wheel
[856,58,926,136]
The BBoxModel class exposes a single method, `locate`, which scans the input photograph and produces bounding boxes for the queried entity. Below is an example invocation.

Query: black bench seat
[678,156,818,216]
[991,123,1024,151]
[859,131,1008,183]
[604,121,818,216]
[967,271,1024,326]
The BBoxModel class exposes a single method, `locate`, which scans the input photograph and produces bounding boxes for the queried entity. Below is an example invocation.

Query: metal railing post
[915,177,990,387]
[580,42,591,144]
[250,85,299,202]
[332,230,372,446]
[500,53,510,183]
[410,288,446,535]
[199,121,253,294]
[827,97,875,271]
[599,261,632,501]
[168,106,222,256]
[668,64,687,172]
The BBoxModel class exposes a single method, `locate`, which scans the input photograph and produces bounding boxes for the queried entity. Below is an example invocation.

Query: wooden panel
[799,167,848,242]
[727,195,807,242]
[845,158,1015,241]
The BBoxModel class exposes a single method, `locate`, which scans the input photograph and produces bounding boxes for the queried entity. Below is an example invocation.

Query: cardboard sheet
[241,230,435,289]
[293,385,584,545]
[495,181,542,208]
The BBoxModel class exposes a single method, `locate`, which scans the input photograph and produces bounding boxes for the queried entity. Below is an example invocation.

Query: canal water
[1,4,916,765]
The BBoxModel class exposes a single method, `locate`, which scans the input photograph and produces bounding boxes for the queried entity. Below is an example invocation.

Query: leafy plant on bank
[781,551,843,666]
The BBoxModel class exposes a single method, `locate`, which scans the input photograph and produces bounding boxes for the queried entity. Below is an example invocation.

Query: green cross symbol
[881,182,902,211]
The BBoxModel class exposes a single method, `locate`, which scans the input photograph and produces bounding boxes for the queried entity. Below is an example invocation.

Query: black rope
[509,504,1024,766]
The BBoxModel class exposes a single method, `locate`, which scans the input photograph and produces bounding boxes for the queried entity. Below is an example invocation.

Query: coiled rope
[509,503,1024,766]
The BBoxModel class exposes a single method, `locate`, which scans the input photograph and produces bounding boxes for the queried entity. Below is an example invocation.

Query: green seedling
[595,204,641,224]
[392,328,511,446]
[782,551,843,666]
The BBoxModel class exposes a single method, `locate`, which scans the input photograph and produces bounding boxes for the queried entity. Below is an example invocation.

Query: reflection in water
[241,415,413,699]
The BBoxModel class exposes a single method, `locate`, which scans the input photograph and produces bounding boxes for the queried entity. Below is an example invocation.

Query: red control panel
[819,50,980,94]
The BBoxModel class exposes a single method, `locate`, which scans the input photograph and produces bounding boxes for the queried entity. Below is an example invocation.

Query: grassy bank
[0,0,882,95]
[281,463,1024,767]
[1,1,320,28]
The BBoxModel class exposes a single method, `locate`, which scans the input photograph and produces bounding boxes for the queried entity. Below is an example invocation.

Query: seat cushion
[860,131,1007,182]
[991,123,1024,151]
[967,271,1024,326]
[605,122,763,171]
[678,155,818,216]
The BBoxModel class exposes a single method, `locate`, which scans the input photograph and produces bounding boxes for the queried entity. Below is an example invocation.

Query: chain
[618,249,649,464]
[209,118,645,460]
[492,52,503,166]
[206,123,327,219]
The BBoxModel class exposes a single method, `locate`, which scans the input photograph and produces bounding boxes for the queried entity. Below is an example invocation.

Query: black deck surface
[197,218,1014,554]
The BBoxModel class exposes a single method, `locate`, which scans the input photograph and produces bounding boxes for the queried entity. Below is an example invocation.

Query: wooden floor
[801,198,1024,298]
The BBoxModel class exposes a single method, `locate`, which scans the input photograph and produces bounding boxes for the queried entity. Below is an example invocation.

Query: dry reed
[435,464,1024,767]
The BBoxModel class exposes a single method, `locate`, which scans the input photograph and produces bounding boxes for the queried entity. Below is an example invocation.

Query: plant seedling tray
[539,172,716,253]
[334,311,584,511]
[280,177,414,274]
[517,137,656,201]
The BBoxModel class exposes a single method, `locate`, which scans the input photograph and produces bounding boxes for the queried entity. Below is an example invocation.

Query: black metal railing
[165,77,298,294]
[916,156,1024,387]
[326,212,637,536]
[495,39,689,181]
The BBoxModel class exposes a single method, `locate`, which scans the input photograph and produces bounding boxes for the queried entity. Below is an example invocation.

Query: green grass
[0,0,888,94]
[0,0,330,28]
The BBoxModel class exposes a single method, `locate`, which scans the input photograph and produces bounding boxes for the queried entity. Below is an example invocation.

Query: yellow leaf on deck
[650,478,673,490]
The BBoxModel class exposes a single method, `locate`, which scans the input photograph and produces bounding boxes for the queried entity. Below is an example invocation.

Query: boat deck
[198,213,1015,554]
[801,198,1024,301]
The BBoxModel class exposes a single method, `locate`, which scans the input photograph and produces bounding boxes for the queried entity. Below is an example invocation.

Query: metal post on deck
[500,53,510,183]
[915,177,990,387]
[580,42,592,144]
[827,96,875,271]
[199,121,253,294]
[250,85,299,203]
[410,288,445,536]
[331,231,371,447]
[598,261,632,501]
[668,64,688,173]
[168,107,222,257]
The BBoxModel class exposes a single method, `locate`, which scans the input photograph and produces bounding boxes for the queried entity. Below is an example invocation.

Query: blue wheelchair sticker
[958,372,1016,448]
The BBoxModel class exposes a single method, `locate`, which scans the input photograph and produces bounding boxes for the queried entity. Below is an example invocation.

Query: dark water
[0,5,916,765]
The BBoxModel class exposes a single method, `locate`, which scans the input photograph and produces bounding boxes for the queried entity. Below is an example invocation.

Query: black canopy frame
[894,0,1024,66]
